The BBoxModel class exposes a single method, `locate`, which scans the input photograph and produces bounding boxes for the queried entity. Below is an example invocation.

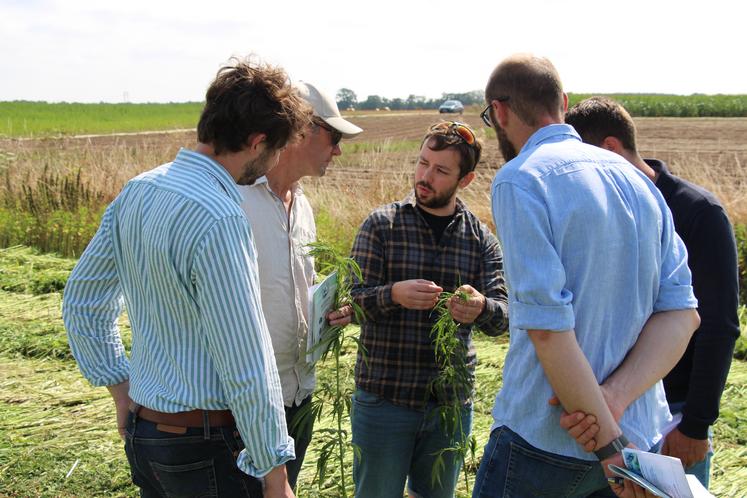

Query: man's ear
[601,136,624,153]
[492,99,510,129]
[562,93,569,113]
[246,132,267,152]
[458,171,476,189]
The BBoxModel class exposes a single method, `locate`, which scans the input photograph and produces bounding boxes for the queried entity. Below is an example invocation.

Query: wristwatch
[594,434,629,460]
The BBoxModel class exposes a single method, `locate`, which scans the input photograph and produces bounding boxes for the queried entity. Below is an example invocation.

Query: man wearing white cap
[238,81,362,489]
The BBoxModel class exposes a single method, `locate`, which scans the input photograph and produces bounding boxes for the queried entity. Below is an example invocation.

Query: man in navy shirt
[566,96,740,488]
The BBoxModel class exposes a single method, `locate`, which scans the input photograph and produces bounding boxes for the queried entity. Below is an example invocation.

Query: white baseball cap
[294,81,363,139]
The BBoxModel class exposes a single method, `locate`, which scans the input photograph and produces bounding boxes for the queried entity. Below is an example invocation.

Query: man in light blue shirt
[63,57,310,498]
[472,54,700,498]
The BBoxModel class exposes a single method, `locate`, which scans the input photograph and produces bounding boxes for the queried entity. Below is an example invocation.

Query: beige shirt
[238,177,316,407]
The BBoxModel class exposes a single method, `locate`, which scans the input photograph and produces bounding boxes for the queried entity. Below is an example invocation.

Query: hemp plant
[292,241,365,498]
[427,288,479,490]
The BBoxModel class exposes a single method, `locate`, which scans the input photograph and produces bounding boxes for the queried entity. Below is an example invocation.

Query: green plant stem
[304,242,364,496]
[428,290,473,489]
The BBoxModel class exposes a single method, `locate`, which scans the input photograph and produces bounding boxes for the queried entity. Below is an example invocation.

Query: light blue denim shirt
[490,124,697,460]
[63,149,294,477]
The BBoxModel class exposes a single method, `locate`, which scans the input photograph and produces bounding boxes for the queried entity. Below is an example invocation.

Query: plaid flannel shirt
[351,194,508,410]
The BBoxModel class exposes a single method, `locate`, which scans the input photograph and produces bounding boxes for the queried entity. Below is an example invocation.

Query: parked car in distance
[438,99,464,114]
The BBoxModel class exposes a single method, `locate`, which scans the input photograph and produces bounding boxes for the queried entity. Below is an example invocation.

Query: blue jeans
[472,426,617,498]
[667,401,713,489]
[124,411,263,497]
[351,389,472,498]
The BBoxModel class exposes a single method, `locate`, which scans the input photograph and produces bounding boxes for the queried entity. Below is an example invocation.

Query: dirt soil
[2,112,745,187]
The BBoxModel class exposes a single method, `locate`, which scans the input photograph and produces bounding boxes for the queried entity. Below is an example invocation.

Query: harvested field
[3,112,744,176]
[327,114,747,225]
[2,112,746,224]
[331,114,747,184]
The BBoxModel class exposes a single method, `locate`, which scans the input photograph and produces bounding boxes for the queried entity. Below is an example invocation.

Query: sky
[2,0,746,103]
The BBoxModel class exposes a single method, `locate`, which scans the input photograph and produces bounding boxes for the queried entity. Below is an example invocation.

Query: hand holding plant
[327,305,354,327]
[391,279,442,310]
[445,284,486,325]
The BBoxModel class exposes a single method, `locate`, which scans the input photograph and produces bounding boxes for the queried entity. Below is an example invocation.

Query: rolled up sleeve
[492,182,575,332]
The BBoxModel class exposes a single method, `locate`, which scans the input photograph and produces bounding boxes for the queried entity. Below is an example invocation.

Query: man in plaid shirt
[350,122,509,498]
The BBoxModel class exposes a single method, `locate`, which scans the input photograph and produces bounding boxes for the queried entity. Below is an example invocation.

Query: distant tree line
[336,88,483,111]
[336,88,747,117]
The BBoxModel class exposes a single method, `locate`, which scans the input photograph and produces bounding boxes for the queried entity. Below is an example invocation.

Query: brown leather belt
[130,402,235,428]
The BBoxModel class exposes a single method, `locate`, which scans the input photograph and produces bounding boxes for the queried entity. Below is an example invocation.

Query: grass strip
[1,331,745,496]
[0,289,131,361]
[0,356,134,497]
[0,246,75,295]
[0,247,744,496]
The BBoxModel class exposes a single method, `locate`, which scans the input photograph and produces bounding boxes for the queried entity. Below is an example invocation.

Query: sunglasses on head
[480,96,510,128]
[314,119,343,146]
[430,121,477,146]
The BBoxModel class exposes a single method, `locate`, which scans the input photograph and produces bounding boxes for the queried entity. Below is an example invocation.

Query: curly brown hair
[197,56,312,155]
[421,121,482,178]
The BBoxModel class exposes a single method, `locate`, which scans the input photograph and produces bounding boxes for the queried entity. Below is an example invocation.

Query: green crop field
[0,247,746,497]
[0,101,202,138]
[567,93,747,117]
[1,95,747,138]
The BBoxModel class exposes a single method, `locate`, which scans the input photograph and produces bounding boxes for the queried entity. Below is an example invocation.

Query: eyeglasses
[314,119,343,146]
[429,121,477,146]
[480,96,509,128]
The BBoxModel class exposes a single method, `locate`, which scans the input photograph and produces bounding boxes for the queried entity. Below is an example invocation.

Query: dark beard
[496,126,517,163]
[237,149,275,185]
[414,181,458,209]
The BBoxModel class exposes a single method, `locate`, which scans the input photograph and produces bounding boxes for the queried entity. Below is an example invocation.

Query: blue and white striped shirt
[63,148,294,477]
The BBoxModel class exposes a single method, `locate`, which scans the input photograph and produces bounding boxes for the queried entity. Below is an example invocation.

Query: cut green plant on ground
[1,247,746,497]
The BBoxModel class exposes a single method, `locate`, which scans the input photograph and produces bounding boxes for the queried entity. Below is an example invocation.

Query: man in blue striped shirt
[63,57,310,498]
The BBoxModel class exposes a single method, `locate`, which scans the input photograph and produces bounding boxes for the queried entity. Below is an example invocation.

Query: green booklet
[306,271,338,364]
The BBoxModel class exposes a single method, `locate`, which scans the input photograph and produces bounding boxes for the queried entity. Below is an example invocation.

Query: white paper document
[306,271,338,364]
[608,448,714,498]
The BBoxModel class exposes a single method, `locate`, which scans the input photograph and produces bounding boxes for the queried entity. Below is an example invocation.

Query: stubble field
[3,111,746,240]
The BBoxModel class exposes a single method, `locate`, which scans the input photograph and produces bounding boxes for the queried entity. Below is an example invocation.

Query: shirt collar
[520,123,581,155]
[175,148,243,205]
[645,158,676,201]
[252,175,304,197]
